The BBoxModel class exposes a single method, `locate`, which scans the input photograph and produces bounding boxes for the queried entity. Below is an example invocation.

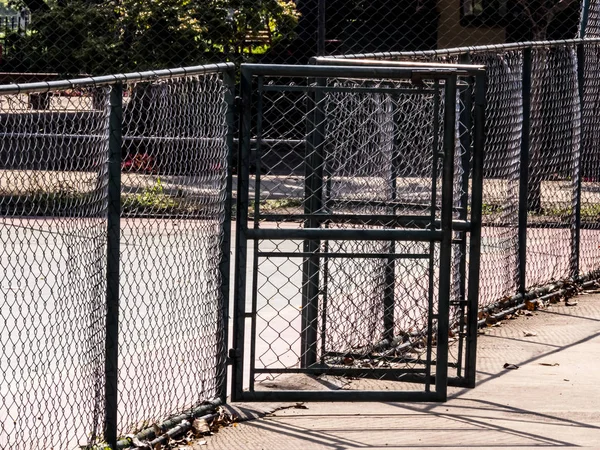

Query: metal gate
[231,62,485,401]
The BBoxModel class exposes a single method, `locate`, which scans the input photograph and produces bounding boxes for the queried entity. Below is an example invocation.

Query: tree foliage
[4,0,300,75]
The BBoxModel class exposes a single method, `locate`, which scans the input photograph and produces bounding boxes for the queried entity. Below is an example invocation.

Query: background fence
[3,0,600,447]
[0,0,593,75]
[322,36,600,314]
[0,63,234,449]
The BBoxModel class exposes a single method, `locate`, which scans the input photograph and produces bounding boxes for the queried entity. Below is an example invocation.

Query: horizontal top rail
[312,57,485,73]
[0,62,235,95]
[326,37,600,61]
[241,63,480,79]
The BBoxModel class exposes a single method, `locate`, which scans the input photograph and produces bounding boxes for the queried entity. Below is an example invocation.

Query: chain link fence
[232,62,485,400]
[324,36,600,320]
[0,64,234,449]
[0,0,594,74]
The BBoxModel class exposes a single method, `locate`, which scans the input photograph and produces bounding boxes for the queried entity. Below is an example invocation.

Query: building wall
[437,0,506,48]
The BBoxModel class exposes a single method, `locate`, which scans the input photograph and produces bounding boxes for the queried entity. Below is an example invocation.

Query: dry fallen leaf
[566,300,578,306]
[503,363,519,370]
[192,418,211,436]
[523,331,537,337]
[539,362,560,367]
[525,300,536,311]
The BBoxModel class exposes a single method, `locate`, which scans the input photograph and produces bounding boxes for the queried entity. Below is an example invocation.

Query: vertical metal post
[317,0,326,56]
[572,43,585,281]
[580,0,591,39]
[219,69,236,403]
[104,83,123,449]
[436,74,458,400]
[301,78,325,368]
[231,67,252,401]
[464,72,486,388]
[455,53,473,380]
[383,96,399,344]
[248,77,265,392]
[425,81,441,392]
[518,48,532,296]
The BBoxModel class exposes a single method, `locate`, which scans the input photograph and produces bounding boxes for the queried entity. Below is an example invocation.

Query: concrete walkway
[202,292,600,449]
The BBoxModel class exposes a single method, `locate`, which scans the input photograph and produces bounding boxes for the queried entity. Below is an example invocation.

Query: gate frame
[312,57,487,389]
[231,63,486,402]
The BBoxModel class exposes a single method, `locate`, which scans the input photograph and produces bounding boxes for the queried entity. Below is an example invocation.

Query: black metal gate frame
[232,63,486,402]
[313,57,488,389]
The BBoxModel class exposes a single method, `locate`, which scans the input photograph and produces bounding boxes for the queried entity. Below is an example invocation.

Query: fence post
[572,43,585,281]
[231,67,252,402]
[518,48,532,297]
[104,82,123,449]
[436,73,458,400]
[301,77,325,368]
[455,52,472,380]
[580,0,591,39]
[219,69,236,403]
[383,97,399,345]
[465,71,486,388]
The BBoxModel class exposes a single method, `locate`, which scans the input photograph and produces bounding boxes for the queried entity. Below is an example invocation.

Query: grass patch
[257,198,303,213]
[122,178,179,214]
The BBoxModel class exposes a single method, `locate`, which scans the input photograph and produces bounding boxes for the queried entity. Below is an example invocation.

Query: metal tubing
[464,72,486,388]
[580,0,591,39]
[248,76,265,391]
[425,81,441,391]
[323,37,600,62]
[261,84,439,94]
[313,57,485,72]
[456,53,473,379]
[572,44,584,281]
[256,252,431,259]
[435,74,458,401]
[218,69,235,403]
[382,94,400,344]
[254,367,426,375]
[257,214,472,230]
[237,389,444,402]
[0,62,236,94]
[231,67,253,402]
[518,48,532,296]
[301,76,325,368]
[241,64,479,80]
[104,83,123,449]
[247,228,443,241]
[115,399,223,448]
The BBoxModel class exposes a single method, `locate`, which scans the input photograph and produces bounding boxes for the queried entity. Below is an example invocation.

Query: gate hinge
[227,348,239,365]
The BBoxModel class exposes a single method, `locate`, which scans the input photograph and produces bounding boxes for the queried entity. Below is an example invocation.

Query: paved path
[201,293,600,449]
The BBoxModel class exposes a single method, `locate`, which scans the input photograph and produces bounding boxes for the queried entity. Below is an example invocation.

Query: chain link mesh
[579,40,600,277]
[245,73,458,391]
[0,68,231,447]
[527,45,580,286]
[118,73,229,434]
[470,51,523,307]
[332,36,600,323]
[324,40,600,384]
[0,87,110,449]
[0,0,591,73]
